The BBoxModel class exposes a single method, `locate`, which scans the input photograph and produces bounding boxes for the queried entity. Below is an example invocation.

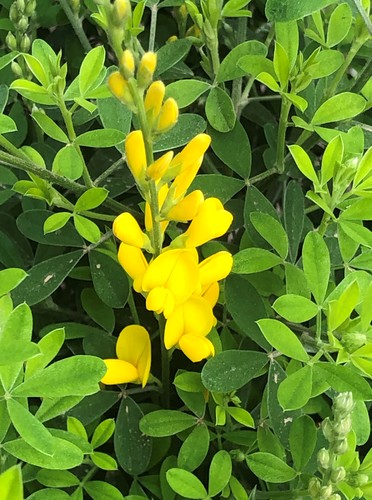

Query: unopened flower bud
[24,0,36,16]
[334,392,354,416]
[121,49,135,79]
[145,81,165,123]
[6,31,17,51]
[355,473,368,486]
[113,0,131,23]
[319,485,333,498]
[137,52,157,89]
[9,3,20,23]
[20,33,31,52]
[146,151,173,181]
[167,35,178,42]
[334,415,352,437]
[333,438,348,455]
[322,418,334,442]
[16,0,25,13]
[318,448,331,469]
[328,495,341,500]
[11,60,23,77]
[230,449,245,462]
[70,0,80,15]
[107,71,134,108]
[17,15,29,32]
[156,97,179,133]
[308,478,321,497]
[331,467,346,483]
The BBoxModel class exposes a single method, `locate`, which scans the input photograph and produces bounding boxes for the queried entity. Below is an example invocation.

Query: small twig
[59,0,92,53]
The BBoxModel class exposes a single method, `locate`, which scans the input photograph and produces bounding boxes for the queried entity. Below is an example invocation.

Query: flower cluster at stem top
[101,49,233,387]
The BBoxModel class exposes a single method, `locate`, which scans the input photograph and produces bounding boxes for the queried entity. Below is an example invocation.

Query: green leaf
[247,452,296,482]
[288,144,318,185]
[302,231,330,304]
[79,46,106,96]
[190,175,244,204]
[36,470,80,488]
[257,319,309,361]
[0,51,19,71]
[154,114,206,152]
[289,415,317,470]
[256,72,280,92]
[0,268,27,297]
[313,363,372,400]
[97,97,132,151]
[201,350,268,392]
[339,220,372,248]
[7,399,56,456]
[23,54,49,87]
[166,469,207,499]
[13,355,106,397]
[165,80,210,108]
[75,129,126,147]
[3,437,83,470]
[84,481,124,500]
[178,423,209,472]
[115,398,152,475]
[233,248,283,274]
[91,451,118,470]
[209,120,251,178]
[275,21,298,71]
[238,56,275,79]
[89,250,129,309]
[26,328,64,379]
[67,416,88,441]
[217,41,267,82]
[225,275,270,350]
[225,407,254,427]
[326,3,352,47]
[321,135,343,185]
[250,212,288,258]
[266,0,334,21]
[75,187,108,212]
[0,465,23,500]
[341,198,372,221]
[91,419,115,449]
[52,145,84,180]
[0,114,17,134]
[328,280,359,331]
[284,180,304,262]
[208,450,232,496]
[308,50,344,79]
[205,87,236,132]
[278,365,312,410]
[354,147,372,187]
[311,93,366,125]
[28,489,70,499]
[44,212,71,234]
[140,410,196,437]
[273,42,289,88]
[12,250,84,306]
[352,400,370,446]
[273,294,318,322]
[32,111,68,143]
[10,79,55,105]
[229,476,249,500]
[155,39,192,76]
[74,215,101,243]
[81,288,115,333]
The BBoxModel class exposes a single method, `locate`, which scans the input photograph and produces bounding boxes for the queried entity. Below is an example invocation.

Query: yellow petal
[117,243,148,291]
[166,190,204,222]
[156,98,179,133]
[101,359,139,385]
[142,249,199,306]
[145,81,165,121]
[171,156,203,201]
[145,183,169,234]
[125,131,147,182]
[137,52,157,88]
[113,212,150,249]
[202,281,220,308]
[185,198,233,247]
[116,325,151,386]
[171,134,211,173]
[146,286,175,317]
[121,49,135,78]
[108,72,133,105]
[178,335,215,362]
[199,251,233,285]
[147,151,174,181]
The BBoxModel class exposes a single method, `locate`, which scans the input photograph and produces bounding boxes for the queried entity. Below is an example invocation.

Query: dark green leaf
[75,129,126,147]
[154,114,206,152]
[289,415,317,470]
[247,452,296,482]
[177,424,209,472]
[302,231,330,304]
[190,175,244,203]
[206,87,236,132]
[266,0,334,21]
[140,410,196,437]
[165,80,210,108]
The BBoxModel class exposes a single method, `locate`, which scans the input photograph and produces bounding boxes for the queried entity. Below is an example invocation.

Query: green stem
[210,40,220,83]
[80,465,98,487]
[351,0,372,36]
[255,490,309,499]
[59,98,94,188]
[128,288,140,324]
[318,212,331,236]
[94,156,125,186]
[276,96,291,174]
[231,17,247,111]
[158,314,170,408]
[247,167,278,185]
[0,147,139,217]
[148,4,158,52]
[351,55,372,93]
[237,76,255,118]
[80,211,116,221]
[326,38,365,97]
[316,310,323,344]
[58,0,92,52]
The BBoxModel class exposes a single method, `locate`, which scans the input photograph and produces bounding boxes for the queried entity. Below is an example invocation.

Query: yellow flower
[137,52,157,88]
[164,133,211,182]
[170,156,203,202]
[199,251,233,286]
[118,243,148,292]
[156,98,179,133]
[142,249,199,317]
[146,151,174,181]
[121,49,135,78]
[164,296,215,362]
[113,0,131,22]
[145,81,165,123]
[125,130,147,184]
[113,212,151,249]
[165,190,204,222]
[108,71,133,106]
[101,325,151,387]
[185,198,233,247]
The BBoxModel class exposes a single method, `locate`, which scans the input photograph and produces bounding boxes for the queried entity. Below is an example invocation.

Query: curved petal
[202,281,220,308]
[125,131,147,181]
[164,305,185,349]
[178,335,215,362]
[199,251,233,285]
[117,243,148,292]
[166,190,204,222]
[113,213,150,248]
[101,359,139,385]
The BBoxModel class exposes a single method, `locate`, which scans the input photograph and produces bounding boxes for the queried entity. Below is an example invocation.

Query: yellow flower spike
[166,190,204,222]
[113,212,151,249]
[125,130,147,183]
[108,71,134,107]
[117,243,148,292]
[145,81,165,122]
[179,335,215,362]
[145,183,169,234]
[146,151,174,181]
[163,133,211,182]
[156,98,179,133]
[121,49,135,79]
[164,295,215,349]
[101,325,151,387]
[137,52,157,89]
[199,251,233,285]
[142,249,200,317]
[185,198,233,248]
